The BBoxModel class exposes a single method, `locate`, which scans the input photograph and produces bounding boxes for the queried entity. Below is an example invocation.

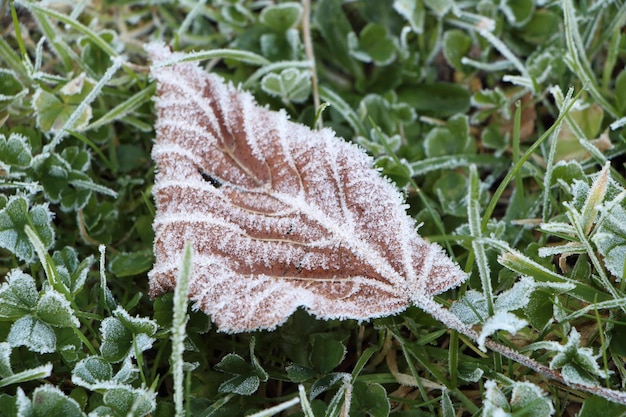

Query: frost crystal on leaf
[147,43,467,333]
[482,380,555,417]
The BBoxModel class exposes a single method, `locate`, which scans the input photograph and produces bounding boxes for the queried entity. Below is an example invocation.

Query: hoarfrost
[146,42,468,333]
[8,315,56,354]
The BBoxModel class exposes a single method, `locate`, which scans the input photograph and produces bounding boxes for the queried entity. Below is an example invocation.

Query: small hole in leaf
[198,168,222,188]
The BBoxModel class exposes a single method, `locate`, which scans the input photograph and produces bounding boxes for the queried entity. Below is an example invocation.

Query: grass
[1,0,626,416]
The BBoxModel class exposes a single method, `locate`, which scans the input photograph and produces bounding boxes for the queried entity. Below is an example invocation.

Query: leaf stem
[172,243,193,417]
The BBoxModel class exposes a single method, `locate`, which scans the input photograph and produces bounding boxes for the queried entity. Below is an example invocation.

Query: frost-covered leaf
[310,372,351,402]
[0,196,55,263]
[16,388,31,417]
[580,162,610,235]
[99,317,132,363]
[101,386,155,417]
[424,115,473,158]
[457,365,483,383]
[31,150,93,212]
[434,171,470,217]
[134,333,154,355]
[482,380,554,417]
[113,357,139,384]
[0,133,32,177]
[549,328,610,387]
[114,305,157,336]
[0,69,27,105]
[593,199,626,280]
[350,382,389,417]
[452,278,535,349]
[147,43,467,333]
[261,69,311,103]
[16,386,86,417]
[0,342,52,387]
[441,388,455,417]
[348,23,397,65]
[215,353,254,376]
[215,339,268,396]
[260,2,302,31]
[36,290,79,328]
[0,343,12,378]
[0,343,53,388]
[73,356,139,393]
[527,327,611,388]
[100,307,156,362]
[478,311,528,351]
[393,0,425,34]
[72,356,113,388]
[286,364,316,382]
[7,315,56,354]
[52,247,94,295]
[470,88,509,124]
[450,290,488,325]
[218,374,261,396]
[0,270,39,319]
[494,276,536,312]
[32,76,93,134]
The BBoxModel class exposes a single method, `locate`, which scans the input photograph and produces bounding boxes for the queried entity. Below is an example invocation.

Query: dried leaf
[147,43,467,333]
[146,44,626,405]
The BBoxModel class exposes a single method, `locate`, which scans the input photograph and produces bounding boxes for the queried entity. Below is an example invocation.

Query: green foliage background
[1,0,626,416]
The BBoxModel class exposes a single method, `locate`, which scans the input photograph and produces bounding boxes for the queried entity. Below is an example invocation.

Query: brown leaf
[147,43,467,333]
[144,43,626,406]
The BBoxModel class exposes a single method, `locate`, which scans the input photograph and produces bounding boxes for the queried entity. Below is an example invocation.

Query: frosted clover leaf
[72,356,153,417]
[451,276,536,350]
[0,195,55,264]
[52,246,95,296]
[99,386,156,417]
[31,147,94,212]
[215,337,268,396]
[592,194,626,280]
[0,132,33,178]
[100,306,157,363]
[16,386,86,417]
[0,269,78,354]
[72,356,114,389]
[526,328,611,387]
[261,68,311,103]
[0,342,53,388]
[35,289,80,328]
[8,315,57,354]
[32,73,93,134]
[0,269,39,319]
[482,380,555,417]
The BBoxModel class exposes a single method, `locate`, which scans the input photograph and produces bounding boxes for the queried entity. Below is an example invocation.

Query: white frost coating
[494,276,536,312]
[450,290,488,325]
[8,315,56,354]
[477,311,528,351]
[147,42,467,333]
[36,289,80,328]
